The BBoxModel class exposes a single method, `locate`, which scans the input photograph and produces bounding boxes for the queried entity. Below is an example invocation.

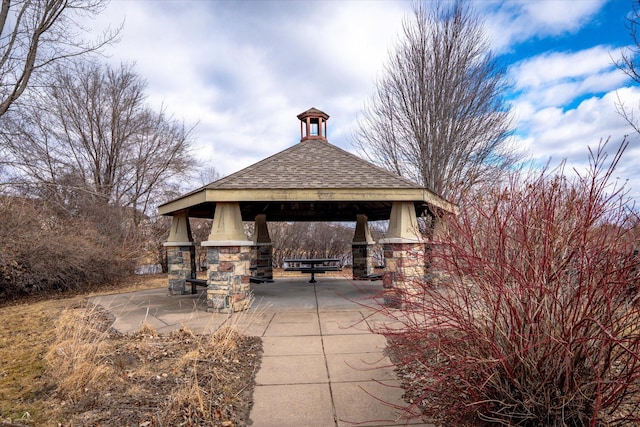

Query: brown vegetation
[270,221,359,267]
[0,276,261,427]
[0,196,135,301]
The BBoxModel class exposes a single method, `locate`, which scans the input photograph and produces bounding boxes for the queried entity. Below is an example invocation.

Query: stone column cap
[163,241,195,247]
[202,240,254,247]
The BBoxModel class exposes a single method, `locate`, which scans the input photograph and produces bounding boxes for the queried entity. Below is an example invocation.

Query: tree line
[0,0,194,299]
[187,220,375,271]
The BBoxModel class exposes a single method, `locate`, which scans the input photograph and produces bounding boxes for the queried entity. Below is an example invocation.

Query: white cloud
[481,0,606,53]
[519,0,606,34]
[88,1,407,179]
[507,46,631,111]
[85,0,640,201]
[514,86,640,198]
[511,46,619,88]
[525,89,634,157]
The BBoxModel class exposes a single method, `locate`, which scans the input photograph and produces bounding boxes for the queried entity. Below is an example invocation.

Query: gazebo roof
[206,138,426,190]
[158,109,454,221]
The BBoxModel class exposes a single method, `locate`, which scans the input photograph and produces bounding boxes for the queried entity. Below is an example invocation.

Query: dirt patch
[385,336,435,425]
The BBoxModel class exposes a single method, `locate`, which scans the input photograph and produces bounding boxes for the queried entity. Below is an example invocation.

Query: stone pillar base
[352,242,375,279]
[206,245,252,313]
[252,243,273,280]
[165,244,196,295]
[381,241,426,308]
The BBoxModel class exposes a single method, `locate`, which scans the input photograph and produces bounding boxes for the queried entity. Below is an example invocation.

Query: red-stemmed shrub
[380,140,640,426]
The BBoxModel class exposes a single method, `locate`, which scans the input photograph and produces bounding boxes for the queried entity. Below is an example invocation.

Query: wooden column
[252,214,273,280]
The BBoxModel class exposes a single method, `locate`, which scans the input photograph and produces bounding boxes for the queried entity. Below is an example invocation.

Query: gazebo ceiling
[158,108,455,221]
[183,200,431,222]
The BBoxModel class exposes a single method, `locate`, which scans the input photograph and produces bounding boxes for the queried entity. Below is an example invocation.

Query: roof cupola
[297,107,329,142]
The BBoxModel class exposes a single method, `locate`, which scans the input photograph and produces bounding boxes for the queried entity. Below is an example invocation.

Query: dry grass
[44,305,116,403]
[0,274,261,426]
[0,298,62,423]
[0,276,164,423]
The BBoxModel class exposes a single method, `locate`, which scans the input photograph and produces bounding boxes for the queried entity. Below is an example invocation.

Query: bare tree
[198,166,223,186]
[0,0,118,117]
[352,0,517,200]
[270,222,353,268]
[615,0,640,134]
[3,61,194,224]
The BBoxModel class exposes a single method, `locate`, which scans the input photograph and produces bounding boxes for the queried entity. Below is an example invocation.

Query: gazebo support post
[202,202,253,313]
[252,214,273,280]
[352,214,375,279]
[164,210,196,295]
[379,202,426,308]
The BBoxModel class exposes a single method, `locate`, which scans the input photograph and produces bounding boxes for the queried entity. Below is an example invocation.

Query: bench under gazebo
[158,108,455,312]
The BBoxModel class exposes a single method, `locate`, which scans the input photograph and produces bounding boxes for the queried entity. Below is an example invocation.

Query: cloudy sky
[91,0,640,200]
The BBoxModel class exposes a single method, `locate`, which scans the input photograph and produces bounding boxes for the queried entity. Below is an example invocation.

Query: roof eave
[158,187,455,216]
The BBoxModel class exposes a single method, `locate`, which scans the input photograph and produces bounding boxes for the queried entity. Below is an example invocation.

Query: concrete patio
[90,276,432,426]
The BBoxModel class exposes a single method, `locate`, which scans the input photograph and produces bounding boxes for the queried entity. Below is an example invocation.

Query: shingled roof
[204,138,423,190]
[158,109,454,221]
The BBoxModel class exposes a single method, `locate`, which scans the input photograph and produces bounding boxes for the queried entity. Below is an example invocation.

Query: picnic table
[284,258,342,283]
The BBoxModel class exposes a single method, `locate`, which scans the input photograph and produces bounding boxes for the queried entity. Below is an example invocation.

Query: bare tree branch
[615,0,640,135]
[2,61,195,224]
[0,0,120,117]
[352,0,518,201]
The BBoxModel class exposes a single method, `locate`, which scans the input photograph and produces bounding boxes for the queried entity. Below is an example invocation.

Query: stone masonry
[166,245,196,295]
[382,242,426,307]
[206,245,252,313]
[252,243,273,280]
[352,243,374,279]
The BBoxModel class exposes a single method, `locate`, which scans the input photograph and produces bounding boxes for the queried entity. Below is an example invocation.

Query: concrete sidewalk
[90,277,430,426]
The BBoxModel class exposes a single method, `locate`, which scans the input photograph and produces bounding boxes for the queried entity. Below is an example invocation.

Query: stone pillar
[252,214,273,280]
[164,211,196,295]
[379,202,426,307]
[202,202,253,313]
[352,214,375,279]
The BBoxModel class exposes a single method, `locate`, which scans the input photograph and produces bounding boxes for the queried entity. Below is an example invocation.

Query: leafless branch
[352,0,518,201]
[0,0,120,117]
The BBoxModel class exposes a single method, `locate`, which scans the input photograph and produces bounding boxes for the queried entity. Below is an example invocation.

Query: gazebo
[158,108,455,312]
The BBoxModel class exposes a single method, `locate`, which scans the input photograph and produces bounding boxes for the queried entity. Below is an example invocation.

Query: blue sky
[496,0,629,109]
[92,0,640,200]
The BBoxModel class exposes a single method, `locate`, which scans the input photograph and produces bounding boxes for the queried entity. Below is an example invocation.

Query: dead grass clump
[158,326,250,425]
[44,305,117,403]
[39,305,261,426]
[207,326,241,356]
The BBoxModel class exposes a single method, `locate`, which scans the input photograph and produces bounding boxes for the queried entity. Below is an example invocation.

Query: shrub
[382,140,640,426]
[0,196,134,300]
